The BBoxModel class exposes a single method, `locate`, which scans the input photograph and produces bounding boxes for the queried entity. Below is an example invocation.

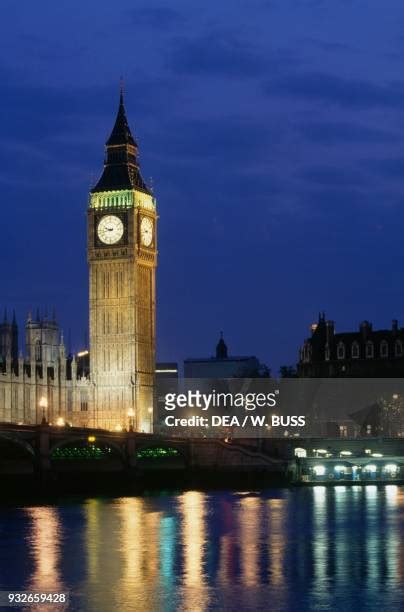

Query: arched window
[395,340,403,357]
[351,342,360,359]
[380,340,389,358]
[337,342,345,360]
[325,346,330,361]
[35,340,41,362]
[302,344,311,363]
[366,341,374,359]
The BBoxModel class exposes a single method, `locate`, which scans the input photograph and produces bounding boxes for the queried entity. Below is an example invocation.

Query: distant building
[298,313,404,377]
[0,310,92,426]
[184,333,268,378]
[155,362,179,433]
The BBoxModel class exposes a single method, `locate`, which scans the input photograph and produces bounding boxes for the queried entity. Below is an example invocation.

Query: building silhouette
[184,333,268,378]
[298,313,404,377]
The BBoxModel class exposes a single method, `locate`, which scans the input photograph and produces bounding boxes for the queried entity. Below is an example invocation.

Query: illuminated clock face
[140,216,153,247]
[97,215,124,245]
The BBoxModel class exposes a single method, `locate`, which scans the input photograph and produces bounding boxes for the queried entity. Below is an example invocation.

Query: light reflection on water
[0,487,403,611]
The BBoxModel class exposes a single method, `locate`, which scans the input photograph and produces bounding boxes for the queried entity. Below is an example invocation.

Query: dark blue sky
[2,0,404,372]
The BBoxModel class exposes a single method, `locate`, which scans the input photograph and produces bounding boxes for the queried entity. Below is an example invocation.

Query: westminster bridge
[0,422,285,482]
[0,422,404,486]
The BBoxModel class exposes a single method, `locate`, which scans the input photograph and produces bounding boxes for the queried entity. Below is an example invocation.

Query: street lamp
[148,406,153,433]
[56,417,65,427]
[127,408,135,432]
[39,396,48,424]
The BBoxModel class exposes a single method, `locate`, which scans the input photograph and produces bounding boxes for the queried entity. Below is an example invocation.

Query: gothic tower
[0,309,18,363]
[26,310,60,364]
[88,89,157,431]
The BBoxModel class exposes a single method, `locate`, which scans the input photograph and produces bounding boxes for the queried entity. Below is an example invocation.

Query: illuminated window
[334,465,346,473]
[313,465,325,476]
[364,464,377,473]
[384,463,398,475]
[80,399,88,412]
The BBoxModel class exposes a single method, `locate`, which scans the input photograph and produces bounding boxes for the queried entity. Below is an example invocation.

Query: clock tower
[88,89,157,431]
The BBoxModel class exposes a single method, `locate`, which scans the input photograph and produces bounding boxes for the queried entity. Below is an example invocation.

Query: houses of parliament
[0,90,157,432]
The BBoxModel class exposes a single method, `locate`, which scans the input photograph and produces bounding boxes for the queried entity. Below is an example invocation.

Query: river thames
[0,486,403,611]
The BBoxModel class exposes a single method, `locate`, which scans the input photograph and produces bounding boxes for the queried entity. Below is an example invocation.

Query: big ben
[88,89,157,432]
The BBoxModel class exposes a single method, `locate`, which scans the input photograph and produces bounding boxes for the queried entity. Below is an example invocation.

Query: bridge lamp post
[127,409,135,432]
[39,396,48,425]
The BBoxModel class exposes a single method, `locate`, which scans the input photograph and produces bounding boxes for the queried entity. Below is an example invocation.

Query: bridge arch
[0,433,35,458]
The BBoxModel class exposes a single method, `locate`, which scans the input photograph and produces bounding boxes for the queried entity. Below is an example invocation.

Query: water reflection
[239,497,260,586]
[1,487,402,610]
[180,491,206,586]
[266,498,286,587]
[312,486,327,586]
[24,507,64,593]
[179,491,210,610]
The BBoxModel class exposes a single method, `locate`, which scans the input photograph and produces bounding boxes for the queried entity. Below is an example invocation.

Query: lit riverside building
[0,90,157,431]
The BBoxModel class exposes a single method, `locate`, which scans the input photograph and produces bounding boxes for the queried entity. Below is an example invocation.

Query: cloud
[362,157,404,179]
[297,164,366,187]
[264,71,404,109]
[128,7,184,28]
[168,31,268,78]
[298,121,396,145]
[301,37,354,53]
[164,116,276,162]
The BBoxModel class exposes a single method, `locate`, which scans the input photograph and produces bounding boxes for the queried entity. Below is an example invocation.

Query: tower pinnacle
[91,87,150,194]
[216,332,228,360]
[106,87,136,147]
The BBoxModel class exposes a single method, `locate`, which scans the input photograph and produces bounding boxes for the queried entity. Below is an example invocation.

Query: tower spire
[91,86,150,194]
[105,85,136,147]
[216,332,228,360]
[119,76,124,103]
